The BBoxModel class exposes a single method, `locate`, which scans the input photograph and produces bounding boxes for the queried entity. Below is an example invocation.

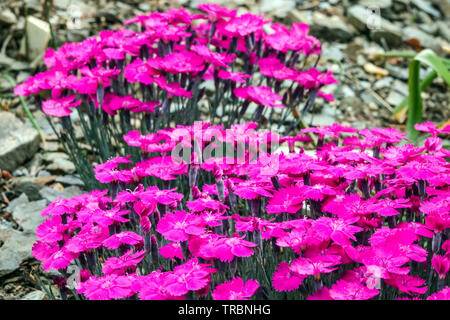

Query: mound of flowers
[32,121,450,300]
[14,4,338,187]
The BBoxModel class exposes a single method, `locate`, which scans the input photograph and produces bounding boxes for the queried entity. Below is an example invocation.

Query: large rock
[25,16,51,61]
[7,193,47,233]
[39,186,82,203]
[0,112,40,172]
[310,12,355,42]
[347,5,403,46]
[0,225,35,277]
[402,26,442,52]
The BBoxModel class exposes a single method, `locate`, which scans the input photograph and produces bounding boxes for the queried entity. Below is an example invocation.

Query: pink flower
[65,224,109,253]
[159,242,184,260]
[36,215,69,243]
[42,247,79,271]
[415,121,450,137]
[156,210,205,242]
[258,56,298,81]
[154,77,192,98]
[432,255,450,280]
[217,70,251,83]
[266,185,305,214]
[310,217,363,246]
[41,95,81,117]
[290,254,341,277]
[368,198,411,217]
[191,44,235,68]
[198,3,237,20]
[165,259,216,296]
[213,235,258,262]
[307,287,333,300]
[134,271,184,300]
[328,279,379,300]
[223,13,267,37]
[102,250,146,275]
[77,274,136,300]
[139,186,184,206]
[272,262,305,292]
[212,277,259,300]
[102,231,144,249]
[295,69,337,89]
[232,180,273,200]
[384,274,427,295]
[160,51,205,74]
[124,58,161,84]
[234,86,284,108]
[427,287,450,300]
[186,196,229,214]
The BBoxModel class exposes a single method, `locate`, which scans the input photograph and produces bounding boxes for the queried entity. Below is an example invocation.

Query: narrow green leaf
[413,49,450,85]
[406,60,423,141]
[393,70,438,114]
[377,51,417,59]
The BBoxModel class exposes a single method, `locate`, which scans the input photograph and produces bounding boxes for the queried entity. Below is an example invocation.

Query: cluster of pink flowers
[15,4,335,125]
[32,121,450,300]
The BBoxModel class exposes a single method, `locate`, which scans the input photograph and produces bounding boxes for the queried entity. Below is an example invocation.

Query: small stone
[419,24,439,36]
[39,186,82,203]
[373,76,393,90]
[340,86,356,98]
[304,105,341,127]
[53,0,71,9]
[322,44,345,61]
[286,9,313,25]
[360,0,392,10]
[386,90,406,106]
[364,63,389,76]
[13,179,43,201]
[385,65,409,80]
[437,22,450,42]
[360,91,378,105]
[13,168,30,177]
[259,0,295,18]
[0,9,17,24]
[45,153,75,174]
[42,141,59,152]
[20,290,46,300]
[392,80,409,95]
[55,175,85,187]
[24,16,51,61]
[0,112,40,172]
[411,0,441,18]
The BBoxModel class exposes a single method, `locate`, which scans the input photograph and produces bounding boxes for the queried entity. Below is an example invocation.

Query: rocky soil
[0,0,449,299]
